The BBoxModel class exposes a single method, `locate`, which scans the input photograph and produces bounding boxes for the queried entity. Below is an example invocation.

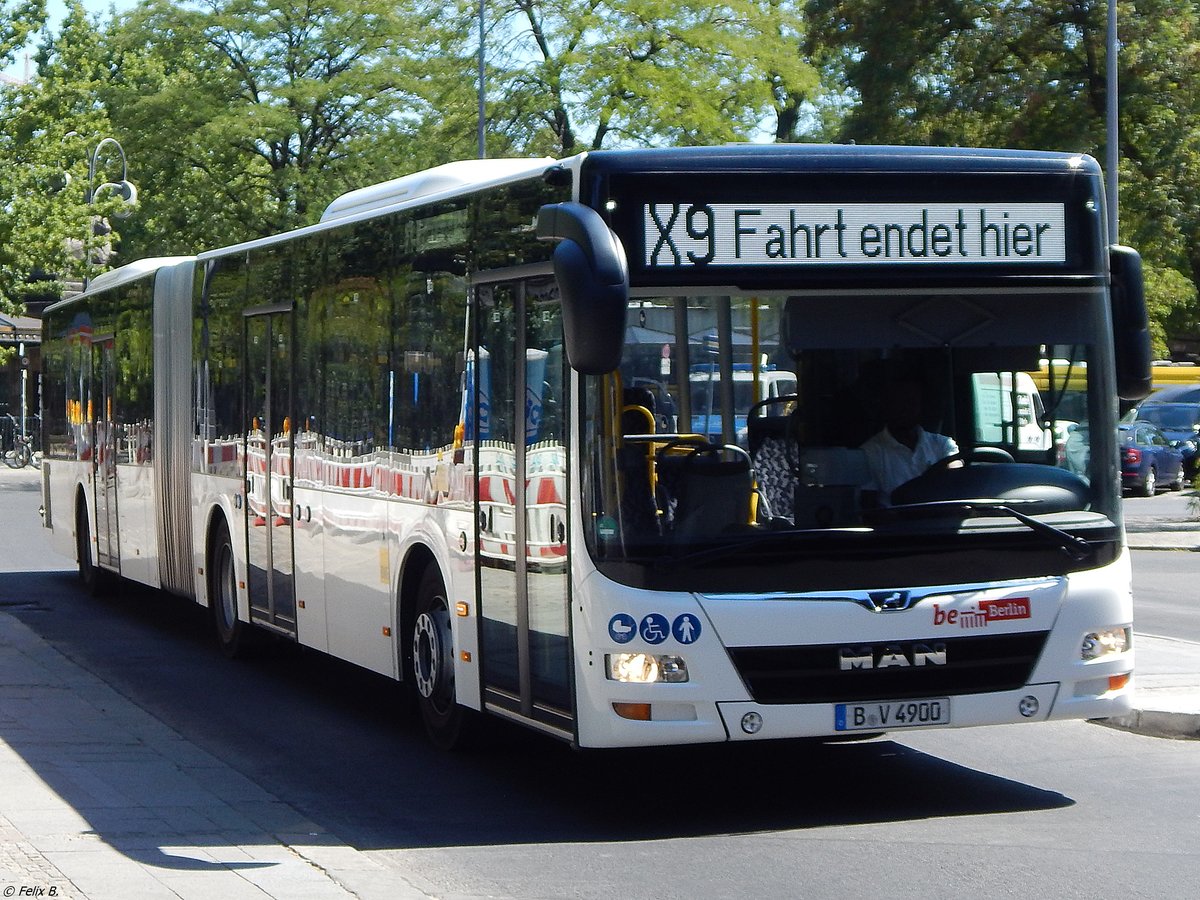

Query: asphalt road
[2,467,1198,898]
[1132,549,1200,642]
[1124,487,1200,641]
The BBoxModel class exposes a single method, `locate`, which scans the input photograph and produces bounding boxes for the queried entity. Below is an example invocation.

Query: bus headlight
[606,653,689,683]
[1081,626,1131,661]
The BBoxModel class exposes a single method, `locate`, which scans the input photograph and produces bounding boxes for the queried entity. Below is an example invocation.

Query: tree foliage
[103,0,459,247]
[804,0,1200,356]
[0,2,116,313]
[0,0,44,69]
[1,0,1199,356]
[486,0,816,153]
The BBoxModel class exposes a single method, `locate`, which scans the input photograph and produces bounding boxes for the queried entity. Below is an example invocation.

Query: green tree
[103,0,462,250]
[0,2,123,314]
[0,1,45,70]
[486,0,816,154]
[804,0,1200,357]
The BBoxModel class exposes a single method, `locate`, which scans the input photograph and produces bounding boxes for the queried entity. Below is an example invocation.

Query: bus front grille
[727,632,1050,704]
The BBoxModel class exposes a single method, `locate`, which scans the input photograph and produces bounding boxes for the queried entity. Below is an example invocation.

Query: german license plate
[835,698,951,731]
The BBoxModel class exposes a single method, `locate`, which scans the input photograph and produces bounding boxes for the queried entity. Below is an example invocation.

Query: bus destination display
[643,203,1067,268]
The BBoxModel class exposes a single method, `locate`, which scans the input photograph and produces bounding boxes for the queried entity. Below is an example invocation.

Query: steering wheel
[928,446,1015,472]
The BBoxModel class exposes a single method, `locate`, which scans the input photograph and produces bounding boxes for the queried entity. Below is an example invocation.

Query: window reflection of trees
[195,253,249,477]
[188,179,564,505]
[42,279,156,466]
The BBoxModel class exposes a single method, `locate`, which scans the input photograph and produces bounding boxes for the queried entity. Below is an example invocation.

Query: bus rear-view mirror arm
[537,202,629,375]
[1110,244,1152,402]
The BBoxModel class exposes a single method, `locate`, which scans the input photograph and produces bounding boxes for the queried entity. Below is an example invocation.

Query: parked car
[1138,383,1200,405]
[1118,422,1186,495]
[1126,402,1199,479]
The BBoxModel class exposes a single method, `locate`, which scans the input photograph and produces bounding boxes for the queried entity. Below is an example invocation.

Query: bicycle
[3,414,33,468]
[5,432,32,468]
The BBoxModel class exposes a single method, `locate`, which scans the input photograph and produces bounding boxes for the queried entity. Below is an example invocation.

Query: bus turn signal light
[613,702,652,721]
[1108,673,1131,692]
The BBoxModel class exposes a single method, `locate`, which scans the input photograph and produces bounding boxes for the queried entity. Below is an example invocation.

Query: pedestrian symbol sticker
[640,613,670,644]
[672,613,701,644]
[608,613,636,644]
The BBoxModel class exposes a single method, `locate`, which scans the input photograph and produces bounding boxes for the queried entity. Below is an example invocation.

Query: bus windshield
[582,290,1117,584]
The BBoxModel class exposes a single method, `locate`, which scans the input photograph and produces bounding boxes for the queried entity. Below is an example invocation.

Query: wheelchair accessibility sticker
[640,613,670,644]
[609,612,702,645]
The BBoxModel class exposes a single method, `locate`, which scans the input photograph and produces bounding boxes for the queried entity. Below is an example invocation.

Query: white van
[971,371,1053,452]
[689,365,797,444]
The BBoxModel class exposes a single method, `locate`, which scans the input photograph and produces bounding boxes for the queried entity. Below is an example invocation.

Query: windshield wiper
[873,499,1095,561]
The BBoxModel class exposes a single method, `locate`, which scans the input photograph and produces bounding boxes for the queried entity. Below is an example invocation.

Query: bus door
[243,305,297,636]
[475,276,573,737]
[91,335,119,571]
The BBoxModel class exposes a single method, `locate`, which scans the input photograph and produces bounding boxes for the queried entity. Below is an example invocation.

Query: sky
[5,0,142,82]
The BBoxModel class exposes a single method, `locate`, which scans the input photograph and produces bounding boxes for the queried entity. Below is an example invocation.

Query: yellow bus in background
[1149,363,1200,389]
[1030,361,1200,398]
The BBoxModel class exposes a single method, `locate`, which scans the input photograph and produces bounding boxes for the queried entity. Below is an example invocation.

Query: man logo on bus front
[867,590,914,612]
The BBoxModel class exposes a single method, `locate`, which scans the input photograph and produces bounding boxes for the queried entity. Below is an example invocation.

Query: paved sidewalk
[1118,496,1200,737]
[0,613,428,900]
[1100,632,1200,740]
[1124,520,1200,552]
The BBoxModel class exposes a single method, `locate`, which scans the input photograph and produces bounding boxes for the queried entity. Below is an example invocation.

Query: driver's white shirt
[860,426,958,505]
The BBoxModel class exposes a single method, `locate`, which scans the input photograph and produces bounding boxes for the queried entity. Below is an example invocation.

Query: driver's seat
[793,447,870,527]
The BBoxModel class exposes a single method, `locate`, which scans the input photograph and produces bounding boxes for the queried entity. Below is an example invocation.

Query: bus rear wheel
[410,566,472,749]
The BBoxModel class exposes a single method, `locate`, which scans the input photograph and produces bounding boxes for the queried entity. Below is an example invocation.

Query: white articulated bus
[41,145,1152,749]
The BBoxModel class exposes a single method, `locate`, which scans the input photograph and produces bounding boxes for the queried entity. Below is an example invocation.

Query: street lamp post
[1106,0,1119,245]
[477,0,486,159]
[84,137,137,291]
[18,341,26,444]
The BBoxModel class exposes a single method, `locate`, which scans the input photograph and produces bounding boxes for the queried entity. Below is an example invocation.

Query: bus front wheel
[75,496,104,595]
[410,566,472,749]
[209,519,251,658]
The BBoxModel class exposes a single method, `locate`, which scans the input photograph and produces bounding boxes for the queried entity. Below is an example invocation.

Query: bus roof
[42,256,193,315]
[320,157,557,223]
[197,157,558,261]
[580,144,1102,177]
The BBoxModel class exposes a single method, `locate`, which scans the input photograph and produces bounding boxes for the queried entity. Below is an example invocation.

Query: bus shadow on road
[1,570,1073,859]
[405,728,1076,847]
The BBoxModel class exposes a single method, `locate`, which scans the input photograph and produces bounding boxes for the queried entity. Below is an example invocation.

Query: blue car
[1129,402,1200,479]
[1119,422,1186,495]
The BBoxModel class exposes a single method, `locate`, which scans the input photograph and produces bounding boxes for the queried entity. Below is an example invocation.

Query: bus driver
[860,376,959,506]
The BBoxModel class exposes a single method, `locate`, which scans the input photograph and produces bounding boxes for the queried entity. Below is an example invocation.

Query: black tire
[75,496,104,595]
[209,518,252,658]
[409,566,473,749]
[13,441,31,468]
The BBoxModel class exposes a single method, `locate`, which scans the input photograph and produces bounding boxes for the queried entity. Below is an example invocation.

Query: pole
[1106,0,1119,244]
[477,0,486,159]
[18,342,26,441]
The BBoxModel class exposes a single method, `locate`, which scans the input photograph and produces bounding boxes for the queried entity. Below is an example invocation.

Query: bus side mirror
[1109,245,1152,402]
[537,202,628,375]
